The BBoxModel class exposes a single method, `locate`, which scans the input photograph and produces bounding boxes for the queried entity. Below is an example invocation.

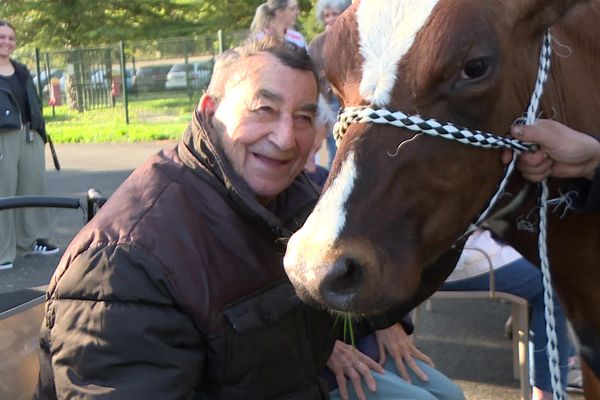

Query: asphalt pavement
[0,141,583,400]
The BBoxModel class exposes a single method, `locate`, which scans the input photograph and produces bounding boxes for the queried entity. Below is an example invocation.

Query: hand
[326,340,385,400]
[374,323,435,383]
[502,120,600,181]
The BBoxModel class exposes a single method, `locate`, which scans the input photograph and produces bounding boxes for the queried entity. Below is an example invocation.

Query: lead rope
[333,30,564,399]
[528,32,564,400]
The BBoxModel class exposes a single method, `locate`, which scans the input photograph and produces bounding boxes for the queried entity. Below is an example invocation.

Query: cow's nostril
[321,257,364,303]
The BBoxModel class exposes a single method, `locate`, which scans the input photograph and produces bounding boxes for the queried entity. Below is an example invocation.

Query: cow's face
[284,0,588,314]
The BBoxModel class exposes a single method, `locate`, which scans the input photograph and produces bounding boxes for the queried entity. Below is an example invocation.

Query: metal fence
[16,30,249,124]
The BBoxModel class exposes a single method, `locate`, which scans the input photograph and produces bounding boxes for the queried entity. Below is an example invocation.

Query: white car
[164,61,213,90]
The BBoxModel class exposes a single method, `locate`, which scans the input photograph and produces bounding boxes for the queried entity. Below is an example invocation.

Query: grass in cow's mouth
[342,313,356,348]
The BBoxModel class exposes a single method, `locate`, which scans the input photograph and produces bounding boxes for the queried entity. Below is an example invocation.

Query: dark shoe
[26,239,59,256]
[0,262,13,270]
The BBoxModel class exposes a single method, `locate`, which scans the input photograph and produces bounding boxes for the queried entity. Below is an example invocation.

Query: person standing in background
[251,0,307,48]
[308,0,351,168]
[0,19,58,270]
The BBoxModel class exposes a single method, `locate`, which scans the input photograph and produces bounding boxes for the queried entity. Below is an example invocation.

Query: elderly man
[35,38,340,399]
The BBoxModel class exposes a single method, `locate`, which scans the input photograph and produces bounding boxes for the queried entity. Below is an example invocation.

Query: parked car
[131,64,172,93]
[90,68,133,92]
[164,60,213,90]
[32,69,64,91]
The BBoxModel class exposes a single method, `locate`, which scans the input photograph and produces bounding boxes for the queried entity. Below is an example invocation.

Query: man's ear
[197,94,217,127]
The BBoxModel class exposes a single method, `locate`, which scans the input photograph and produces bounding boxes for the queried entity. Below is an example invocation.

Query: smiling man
[35,38,342,399]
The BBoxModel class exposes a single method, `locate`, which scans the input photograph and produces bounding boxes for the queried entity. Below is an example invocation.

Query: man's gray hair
[315,0,351,25]
[206,36,318,101]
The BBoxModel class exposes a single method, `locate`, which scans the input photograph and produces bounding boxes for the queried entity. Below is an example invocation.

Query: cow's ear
[507,0,590,34]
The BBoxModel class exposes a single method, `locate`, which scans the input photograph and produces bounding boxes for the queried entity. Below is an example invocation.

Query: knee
[436,381,466,400]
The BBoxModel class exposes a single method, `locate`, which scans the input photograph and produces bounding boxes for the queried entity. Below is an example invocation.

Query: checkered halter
[333,107,536,151]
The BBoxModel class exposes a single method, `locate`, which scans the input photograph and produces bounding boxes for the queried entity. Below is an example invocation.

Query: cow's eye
[461,57,489,80]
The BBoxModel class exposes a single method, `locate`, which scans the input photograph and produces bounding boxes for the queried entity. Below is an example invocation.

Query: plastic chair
[414,247,531,400]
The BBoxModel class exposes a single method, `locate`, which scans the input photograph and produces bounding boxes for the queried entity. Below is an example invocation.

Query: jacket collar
[177,109,320,241]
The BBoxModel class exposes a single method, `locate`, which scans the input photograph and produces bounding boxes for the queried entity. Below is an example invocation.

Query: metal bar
[119,41,129,124]
[45,52,55,117]
[0,196,81,211]
[34,48,42,99]
[86,188,107,222]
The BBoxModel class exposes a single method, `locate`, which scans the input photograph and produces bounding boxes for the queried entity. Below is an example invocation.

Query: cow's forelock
[356,0,439,107]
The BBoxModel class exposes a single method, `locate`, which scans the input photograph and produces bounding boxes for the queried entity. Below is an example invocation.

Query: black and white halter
[333,107,536,152]
[333,32,564,400]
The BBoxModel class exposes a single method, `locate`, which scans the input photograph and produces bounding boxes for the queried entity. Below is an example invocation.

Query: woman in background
[250,0,306,48]
[308,0,351,168]
[0,19,58,270]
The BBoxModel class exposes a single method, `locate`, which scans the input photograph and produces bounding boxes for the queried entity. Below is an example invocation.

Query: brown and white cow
[284,0,600,395]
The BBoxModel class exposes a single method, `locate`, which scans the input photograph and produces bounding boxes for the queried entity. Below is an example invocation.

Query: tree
[1,0,321,51]
[2,0,208,49]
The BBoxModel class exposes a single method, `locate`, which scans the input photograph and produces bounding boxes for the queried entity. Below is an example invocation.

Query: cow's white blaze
[356,0,439,106]
[284,152,358,273]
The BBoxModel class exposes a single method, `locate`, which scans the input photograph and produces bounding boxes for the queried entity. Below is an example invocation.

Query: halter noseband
[333,107,536,152]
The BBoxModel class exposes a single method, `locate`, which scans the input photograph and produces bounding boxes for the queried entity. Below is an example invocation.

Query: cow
[283,0,600,396]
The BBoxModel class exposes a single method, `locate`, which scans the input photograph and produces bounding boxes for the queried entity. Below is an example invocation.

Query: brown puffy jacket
[36,114,339,399]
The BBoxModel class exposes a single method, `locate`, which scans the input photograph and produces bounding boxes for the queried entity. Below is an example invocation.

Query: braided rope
[333,30,564,399]
[333,107,536,152]
[530,32,564,400]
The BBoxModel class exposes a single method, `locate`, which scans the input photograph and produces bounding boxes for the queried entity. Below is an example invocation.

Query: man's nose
[271,114,296,150]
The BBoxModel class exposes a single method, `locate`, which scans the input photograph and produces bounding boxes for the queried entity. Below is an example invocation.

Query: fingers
[377,340,387,367]
[501,148,514,165]
[355,362,377,393]
[411,347,435,368]
[511,120,555,145]
[517,151,553,182]
[358,352,385,374]
[405,355,429,382]
[393,355,411,383]
[336,373,349,400]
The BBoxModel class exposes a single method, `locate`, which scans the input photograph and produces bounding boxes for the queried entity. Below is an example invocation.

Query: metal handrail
[0,196,81,211]
[0,189,107,222]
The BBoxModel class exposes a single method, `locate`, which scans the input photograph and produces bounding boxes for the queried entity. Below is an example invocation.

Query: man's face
[209,53,318,204]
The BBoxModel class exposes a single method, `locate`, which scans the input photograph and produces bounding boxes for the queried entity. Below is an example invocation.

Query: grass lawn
[44,91,197,143]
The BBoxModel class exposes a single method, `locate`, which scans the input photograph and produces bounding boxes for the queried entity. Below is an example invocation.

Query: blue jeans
[441,258,569,392]
[329,358,464,400]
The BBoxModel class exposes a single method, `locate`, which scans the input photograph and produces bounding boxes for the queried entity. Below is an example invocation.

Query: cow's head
[284,0,590,315]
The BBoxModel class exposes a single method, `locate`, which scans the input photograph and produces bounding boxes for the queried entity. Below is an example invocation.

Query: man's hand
[326,340,385,400]
[374,323,434,383]
[503,120,600,181]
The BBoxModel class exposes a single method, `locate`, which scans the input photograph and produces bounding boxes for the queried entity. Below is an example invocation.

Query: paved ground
[0,141,583,400]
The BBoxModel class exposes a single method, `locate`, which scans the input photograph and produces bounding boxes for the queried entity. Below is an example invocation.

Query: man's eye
[256,106,273,113]
[295,114,314,127]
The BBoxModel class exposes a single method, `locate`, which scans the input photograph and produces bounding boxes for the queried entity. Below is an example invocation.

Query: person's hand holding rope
[503,119,600,181]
